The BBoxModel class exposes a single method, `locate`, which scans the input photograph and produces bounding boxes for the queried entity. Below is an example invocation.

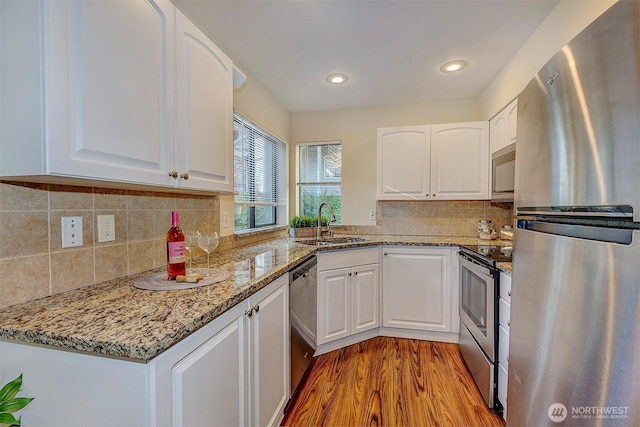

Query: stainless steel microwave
[491,142,515,202]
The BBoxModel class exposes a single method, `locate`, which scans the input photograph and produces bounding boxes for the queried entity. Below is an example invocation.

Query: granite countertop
[0,234,512,362]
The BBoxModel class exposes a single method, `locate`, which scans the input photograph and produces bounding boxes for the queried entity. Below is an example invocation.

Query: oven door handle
[457,252,493,277]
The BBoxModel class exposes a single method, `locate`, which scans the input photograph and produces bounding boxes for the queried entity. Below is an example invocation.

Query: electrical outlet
[61,216,83,248]
[369,209,376,221]
[223,212,230,228]
[97,214,116,243]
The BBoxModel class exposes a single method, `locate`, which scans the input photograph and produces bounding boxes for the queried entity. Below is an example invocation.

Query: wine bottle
[166,211,186,280]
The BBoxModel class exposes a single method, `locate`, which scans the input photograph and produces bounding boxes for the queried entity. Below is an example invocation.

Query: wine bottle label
[168,241,186,263]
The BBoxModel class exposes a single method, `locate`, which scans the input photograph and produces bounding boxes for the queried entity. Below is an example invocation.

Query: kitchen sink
[295,236,368,246]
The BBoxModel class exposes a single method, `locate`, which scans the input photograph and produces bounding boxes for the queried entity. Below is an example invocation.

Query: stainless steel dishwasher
[289,256,317,395]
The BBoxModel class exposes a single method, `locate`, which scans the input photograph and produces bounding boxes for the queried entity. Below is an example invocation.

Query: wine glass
[198,232,219,277]
[184,231,200,274]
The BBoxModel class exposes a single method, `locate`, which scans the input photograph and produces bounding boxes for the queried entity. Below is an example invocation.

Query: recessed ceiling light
[440,60,468,73]
[326,73,349,84]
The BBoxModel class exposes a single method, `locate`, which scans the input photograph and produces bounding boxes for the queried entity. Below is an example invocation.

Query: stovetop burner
[460,244,513,265]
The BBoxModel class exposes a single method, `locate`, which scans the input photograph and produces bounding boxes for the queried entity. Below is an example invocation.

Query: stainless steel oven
[458,246,499,409]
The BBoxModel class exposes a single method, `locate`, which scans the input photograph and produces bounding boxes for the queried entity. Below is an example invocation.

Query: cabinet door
[351,263,380,334]
[250,275,289,427]
[377,126,431,200]
[175,10,234,192]
[317,267,351,344]
[506,99,518,145]
[47,0,175,185]
[172,311,249,427]
[430,122,489,200]
[382,247,452,331]
[490,112,507,154]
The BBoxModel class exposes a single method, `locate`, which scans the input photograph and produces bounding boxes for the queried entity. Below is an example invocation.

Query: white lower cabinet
[382,246,457,333]
[317,248,380,345]
[0,274,289,427]
[169,305,249,427]
[163,274,289,427]
[497,271,512,418]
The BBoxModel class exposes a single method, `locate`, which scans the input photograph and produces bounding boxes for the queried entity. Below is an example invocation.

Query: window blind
[297,143,342,185]
[234,113,286,207]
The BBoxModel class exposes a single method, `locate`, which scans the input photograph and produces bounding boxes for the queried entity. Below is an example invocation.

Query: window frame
[233,111,286,232]
[295,141,342,223]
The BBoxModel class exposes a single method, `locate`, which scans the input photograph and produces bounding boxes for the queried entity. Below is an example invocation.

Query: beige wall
[290,98,481,225]
[479,0,617,119]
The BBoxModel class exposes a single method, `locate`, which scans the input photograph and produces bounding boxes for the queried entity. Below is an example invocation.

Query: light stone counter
[0,234,512,362]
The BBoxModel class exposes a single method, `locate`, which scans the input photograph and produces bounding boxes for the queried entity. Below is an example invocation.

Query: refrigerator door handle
[517,220,633,245]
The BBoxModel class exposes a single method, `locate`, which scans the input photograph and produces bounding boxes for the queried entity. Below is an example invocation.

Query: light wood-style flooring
[282,337,505,427]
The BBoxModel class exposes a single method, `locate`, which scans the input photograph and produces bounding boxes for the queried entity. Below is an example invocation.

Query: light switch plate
[61,216,83,248]
[369,210,376,221]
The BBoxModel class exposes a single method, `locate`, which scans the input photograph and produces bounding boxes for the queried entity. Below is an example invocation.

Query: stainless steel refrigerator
[509,1,640,425]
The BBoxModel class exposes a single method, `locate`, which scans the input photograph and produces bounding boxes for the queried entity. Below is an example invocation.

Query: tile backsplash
[0,181,511,309]
[0,181,220,309]
[341,200,514,236]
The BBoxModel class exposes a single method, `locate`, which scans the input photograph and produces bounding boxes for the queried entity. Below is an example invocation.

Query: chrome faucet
[317,202,337,239]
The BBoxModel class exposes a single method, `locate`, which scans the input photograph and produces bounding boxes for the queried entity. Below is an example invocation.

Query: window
[296,142,342,223]
[234,112,286,231]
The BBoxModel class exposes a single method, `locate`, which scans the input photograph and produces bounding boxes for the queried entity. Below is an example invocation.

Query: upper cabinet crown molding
[233,66,247,90]
[377,121,490,200]
[0,0,236,194]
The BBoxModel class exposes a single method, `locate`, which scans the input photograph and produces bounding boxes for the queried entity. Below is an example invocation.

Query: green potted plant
[0,374,33,426]
[289,215,329,238]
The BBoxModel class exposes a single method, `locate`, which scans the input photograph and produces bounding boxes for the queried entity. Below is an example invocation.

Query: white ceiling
[172,0,559,113]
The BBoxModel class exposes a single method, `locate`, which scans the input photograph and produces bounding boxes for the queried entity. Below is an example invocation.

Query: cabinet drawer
[498,324,509,369]
[499,272,512,303]
[498,362,508,412]
[318,247,379,271]
[499,297,511,331]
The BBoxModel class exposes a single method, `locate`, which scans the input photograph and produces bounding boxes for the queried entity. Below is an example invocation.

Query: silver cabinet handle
[507,320,511,327]
[508,290,511,297]
[348,272,352,276]
[180,172,189,180]
[254,304,260,313]
[245,308,253,317]
[384,252,388,256]
[168,170,178,179]
[354,271,358,275]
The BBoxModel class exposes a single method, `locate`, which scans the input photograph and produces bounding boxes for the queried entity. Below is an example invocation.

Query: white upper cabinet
[175,10,234,192]
[490,98,518,154]
[377,126,431,200]
[430,121,489,200]
[0,0,234,194]
[377,121,489,200]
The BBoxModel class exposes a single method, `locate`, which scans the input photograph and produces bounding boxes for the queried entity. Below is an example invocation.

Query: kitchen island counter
[0,234,511,362]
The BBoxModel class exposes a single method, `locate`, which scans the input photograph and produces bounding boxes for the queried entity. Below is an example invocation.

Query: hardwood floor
[282,337,505,427]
